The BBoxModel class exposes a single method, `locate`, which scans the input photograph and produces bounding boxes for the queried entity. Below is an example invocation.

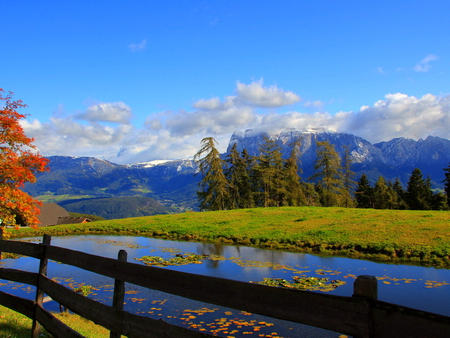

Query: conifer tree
[310,141,344,207]
[240,149,256,208]
[391,178,408,210]
[406,168,432,210]
[373,176,397,209]
[255,136,286,207]
[194,137,230,211]
[442,163,450,208]
[224,144,253,209]
[302,182,321,206]
[341,146,356,208]
[283,139,307,206]
[355,174,373,208]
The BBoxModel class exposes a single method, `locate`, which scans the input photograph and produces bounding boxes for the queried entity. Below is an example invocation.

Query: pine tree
[302,182,321,206]
[442,163,450,208]
[310,141,344,207]
[373,176,397,209]
[255,136,286,207]
[355,174,373,208]
[391,178,408,210]
[341,146,356,208]
[240,149,256,208]
[194,137,230,211]
[224,144,253,209]
[406,168,432,210]
[283,139,307,206]
[224,144,241,210]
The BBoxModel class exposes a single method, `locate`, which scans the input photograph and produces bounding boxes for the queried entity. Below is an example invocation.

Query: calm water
[1,235,449,338]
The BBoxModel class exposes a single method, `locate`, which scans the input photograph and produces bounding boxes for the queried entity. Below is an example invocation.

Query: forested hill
[58,196,178,220]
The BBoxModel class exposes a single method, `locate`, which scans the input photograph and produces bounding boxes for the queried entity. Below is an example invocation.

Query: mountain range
[24,129,450,211]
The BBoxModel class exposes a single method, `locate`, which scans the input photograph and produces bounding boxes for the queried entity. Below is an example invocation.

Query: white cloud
[21,81,450,164]
[76,102,133,124]
[414,54,438,72]
[235,80,301,107]
[128,39,147,52]
[343,93,450,142]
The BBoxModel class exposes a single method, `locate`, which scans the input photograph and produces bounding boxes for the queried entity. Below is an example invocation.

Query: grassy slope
[0,305,116,338]
[7,206,450,265]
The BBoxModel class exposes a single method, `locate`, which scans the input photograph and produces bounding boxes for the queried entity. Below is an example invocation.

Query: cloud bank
[22,80,450,164]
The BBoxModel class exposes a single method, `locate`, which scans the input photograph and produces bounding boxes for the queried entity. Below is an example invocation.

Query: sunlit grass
[7,206,450,265]
[0,305,122,338]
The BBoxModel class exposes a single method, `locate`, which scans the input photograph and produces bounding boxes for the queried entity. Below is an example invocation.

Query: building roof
[56,217,91,225]
[37,203,70,227]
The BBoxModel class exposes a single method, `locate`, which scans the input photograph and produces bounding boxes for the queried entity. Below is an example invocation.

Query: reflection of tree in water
[197,243,224,269]
[196,243,242,269]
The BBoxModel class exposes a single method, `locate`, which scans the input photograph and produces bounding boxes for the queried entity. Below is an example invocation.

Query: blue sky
[2,1,449,163]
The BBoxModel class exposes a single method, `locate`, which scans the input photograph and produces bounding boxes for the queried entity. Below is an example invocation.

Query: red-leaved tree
[0,89,49,228]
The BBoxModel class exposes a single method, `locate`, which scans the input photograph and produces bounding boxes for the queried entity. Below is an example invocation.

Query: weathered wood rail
[0,233,449,338]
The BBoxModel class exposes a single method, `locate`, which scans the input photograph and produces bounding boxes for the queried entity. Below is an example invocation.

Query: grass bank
[0,305,116,338]
[6,206,450,266]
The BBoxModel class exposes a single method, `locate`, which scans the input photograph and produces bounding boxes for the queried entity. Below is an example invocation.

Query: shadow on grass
[0,322,33,338]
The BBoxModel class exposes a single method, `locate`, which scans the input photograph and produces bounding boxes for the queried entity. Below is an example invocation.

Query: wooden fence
[0,233,449,338]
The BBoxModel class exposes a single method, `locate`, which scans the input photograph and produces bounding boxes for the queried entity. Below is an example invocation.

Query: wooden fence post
[0,228,3,260]
[353,275,378,338]
[31,234,51,338]
[353,275,378,300]
[110,249,127,338]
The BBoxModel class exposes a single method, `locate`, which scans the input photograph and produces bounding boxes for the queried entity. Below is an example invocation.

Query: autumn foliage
[0,89,49,228]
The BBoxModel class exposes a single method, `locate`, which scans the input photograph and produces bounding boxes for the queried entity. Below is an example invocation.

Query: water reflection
[1,235,450,337]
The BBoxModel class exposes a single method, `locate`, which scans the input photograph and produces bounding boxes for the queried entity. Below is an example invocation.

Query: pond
[1,235,450,338]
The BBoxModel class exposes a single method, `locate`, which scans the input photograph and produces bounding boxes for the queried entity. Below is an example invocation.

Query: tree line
[194,136,450,211]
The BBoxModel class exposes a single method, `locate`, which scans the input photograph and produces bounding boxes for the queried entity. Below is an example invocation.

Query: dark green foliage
[224,144,253,209]
[391,178,408,210]
[59,197,176,220]
[194,137,230,211]
[406,168,433,210]
[355,168,446,211]
[284,139,307,206]
[341,146,356,208]
[67,212,105,221]
[373,176,397,209]
[355,174,373,208]
[310,141,344,207]
[254,136,286,207]
[443,162,450,208]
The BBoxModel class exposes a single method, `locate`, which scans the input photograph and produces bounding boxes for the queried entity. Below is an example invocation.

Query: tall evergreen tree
[310,141,344,207]
[341,146,356,208]
[442,163,450,208]
[391,178,408,210]
[373,176,397,209]
[224,144,241,210]
[355,173,373,208]
[406,168,432,210]
[255,136,286,207]
[224,144,253,209]
[240,149,256,208]
[194,137,230,211]
[302,182,321,206]
[283,139,307,206]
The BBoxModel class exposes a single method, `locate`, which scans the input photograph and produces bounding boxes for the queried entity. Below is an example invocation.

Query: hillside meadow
[5,206,450,266]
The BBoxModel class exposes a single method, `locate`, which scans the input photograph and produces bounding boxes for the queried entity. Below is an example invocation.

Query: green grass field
[0,305,117,338]
[6,206,450,266]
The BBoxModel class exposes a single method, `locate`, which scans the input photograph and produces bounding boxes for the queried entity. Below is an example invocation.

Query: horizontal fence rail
[0,233,449,338]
